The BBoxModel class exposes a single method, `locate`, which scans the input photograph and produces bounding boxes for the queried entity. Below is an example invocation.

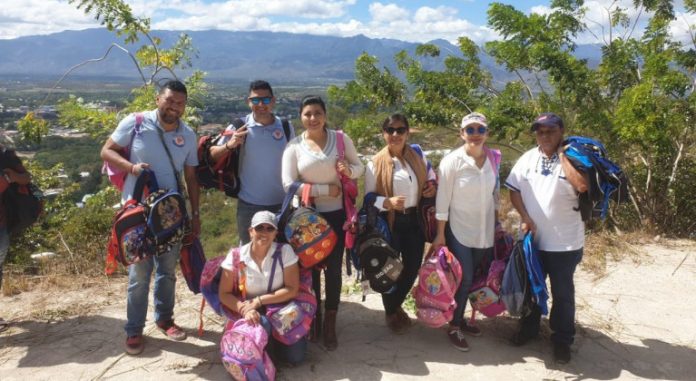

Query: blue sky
[0,1,693,44]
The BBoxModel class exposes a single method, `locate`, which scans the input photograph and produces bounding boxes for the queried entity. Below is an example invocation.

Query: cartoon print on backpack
[156,196,184,230]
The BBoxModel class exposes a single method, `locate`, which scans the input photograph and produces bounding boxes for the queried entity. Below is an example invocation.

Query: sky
[0,1,694,45]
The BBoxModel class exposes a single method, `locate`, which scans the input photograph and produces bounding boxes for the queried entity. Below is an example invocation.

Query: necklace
[540,153,559,176]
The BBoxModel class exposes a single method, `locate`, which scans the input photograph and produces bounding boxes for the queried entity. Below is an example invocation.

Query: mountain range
[0,28,602,85]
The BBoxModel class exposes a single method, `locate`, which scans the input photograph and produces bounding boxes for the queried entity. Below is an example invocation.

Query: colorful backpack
[179,237,207,294]
[348,192,392,275]
[196,119,244,197]
[563,136,629,221]
[139,170,187,256]
[264,249,316,345]
[200,248,241,319]
[336,130,358,249]
[0,148,44,236]
[412,246,463,328]
[410,144,438,242]
[500,235,535,318]
[221,319,276,381]
[468,227,514,318]
[277,182,337,268]
[103,112,143,192]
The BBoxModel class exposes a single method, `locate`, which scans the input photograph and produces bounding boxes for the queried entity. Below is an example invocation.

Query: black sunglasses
[383,127,408,135]
[463,126,488,135]
[249,96,272,105]
[253,224,276,233]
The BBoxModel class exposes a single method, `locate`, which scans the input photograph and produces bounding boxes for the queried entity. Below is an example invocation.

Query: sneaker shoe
[157,320,187,341]
[553,342,571,364]
[447,327,470,352]
[385,313,406,335]
[459,322,482,337]
[125,335,144,355]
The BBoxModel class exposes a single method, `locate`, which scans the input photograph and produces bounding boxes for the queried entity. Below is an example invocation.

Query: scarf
[372,145,427,230]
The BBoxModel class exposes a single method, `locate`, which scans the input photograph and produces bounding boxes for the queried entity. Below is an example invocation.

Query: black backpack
[352,193,402,294]
[0,148,43,236]
[196,118,291,198]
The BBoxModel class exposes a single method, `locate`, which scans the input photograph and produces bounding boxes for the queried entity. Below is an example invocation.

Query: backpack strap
[336,130,346,161]
[301,183,312,207]
[266,244,285,294]
[155,126,185,194]
[132,168,160,201]
[281,119,292,142]
[278,181,302,228]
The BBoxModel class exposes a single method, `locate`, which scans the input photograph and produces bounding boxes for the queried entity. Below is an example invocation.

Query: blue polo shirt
[222,114,294,206]
[111,109,198,202]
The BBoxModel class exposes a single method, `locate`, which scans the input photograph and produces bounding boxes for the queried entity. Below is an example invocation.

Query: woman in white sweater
[281,95,364,351]
[432,112,501,353]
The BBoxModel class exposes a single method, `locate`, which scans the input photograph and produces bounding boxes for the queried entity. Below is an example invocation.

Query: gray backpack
[500,240,534,318]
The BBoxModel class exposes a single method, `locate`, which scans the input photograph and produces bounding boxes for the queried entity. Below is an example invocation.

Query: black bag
[1,148,42,235]
[197,119,291,198]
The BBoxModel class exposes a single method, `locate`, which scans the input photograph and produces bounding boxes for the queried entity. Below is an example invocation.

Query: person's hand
[226,125,248,149]
[239,300,257,316]
[131,162,150,176]
[520,215,537,235]
[384,196,406,211]
[328,184,341,198]
[422,181,436,198]
[336,160,352,177]
[244,309,261,325]
[431,233,446,250]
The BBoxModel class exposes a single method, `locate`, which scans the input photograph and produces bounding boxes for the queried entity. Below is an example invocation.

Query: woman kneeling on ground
[218,210,307,365]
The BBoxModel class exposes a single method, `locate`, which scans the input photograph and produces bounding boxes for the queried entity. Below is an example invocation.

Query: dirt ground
[1,239,695,381]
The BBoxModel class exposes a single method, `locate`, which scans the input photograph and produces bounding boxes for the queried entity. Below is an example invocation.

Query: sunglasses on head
[383,127,408,135]
[463,125,488,135]
[249,96,272,105]
[253,224,276,233]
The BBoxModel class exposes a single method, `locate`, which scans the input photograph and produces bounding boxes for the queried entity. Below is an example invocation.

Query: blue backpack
[563,136,629,221]
[501,233,539,318]
[349,192,393,273]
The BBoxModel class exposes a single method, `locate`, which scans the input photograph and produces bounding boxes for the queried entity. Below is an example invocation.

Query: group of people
[98,78,589,367]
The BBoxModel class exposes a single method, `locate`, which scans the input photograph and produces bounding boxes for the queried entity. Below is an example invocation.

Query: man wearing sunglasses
[504,112,588,364]
[209,80,294,244]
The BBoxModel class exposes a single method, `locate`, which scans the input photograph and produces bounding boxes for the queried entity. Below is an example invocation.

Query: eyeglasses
[249,96,272,105]
[463,126,488,135]
[253,224,276,233]
[383,127,408,135]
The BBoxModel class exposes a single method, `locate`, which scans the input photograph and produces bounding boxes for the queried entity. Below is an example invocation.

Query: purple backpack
[221,319,276,381]
[264,246,317,345]
[412,246,463,328]
[468,228,514,318]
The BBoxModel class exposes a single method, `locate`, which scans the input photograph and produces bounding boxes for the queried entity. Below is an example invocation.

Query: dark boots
[323,309,338,351]
[309,301,323,343]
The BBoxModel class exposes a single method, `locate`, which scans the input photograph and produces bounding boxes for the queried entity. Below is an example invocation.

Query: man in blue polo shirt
[209,80,294,244]
[101,80,200,356]
[505,112,588,364]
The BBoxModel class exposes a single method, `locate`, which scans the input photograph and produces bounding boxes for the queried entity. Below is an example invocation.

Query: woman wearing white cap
[218,210,306,365]
[432,112,501,352]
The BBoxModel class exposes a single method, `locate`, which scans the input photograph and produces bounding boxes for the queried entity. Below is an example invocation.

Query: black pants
[381,211,425,315]
[312,209,346,311]
[518,248,583,345]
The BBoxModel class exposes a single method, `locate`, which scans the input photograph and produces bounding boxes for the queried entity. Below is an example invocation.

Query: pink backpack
[468,228,514,318]
[336,130,358,249]
[263,246,317,345]
[221,319,276,381]
[103,113,144,191]
[412,246,463,328]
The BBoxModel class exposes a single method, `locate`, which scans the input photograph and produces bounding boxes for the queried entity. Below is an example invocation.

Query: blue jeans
[236,199,281,245]
[125,243,181,337]
[260,315,307,365]
[445,224,493,326]
[0,228,9,289]
[518,248,583,345]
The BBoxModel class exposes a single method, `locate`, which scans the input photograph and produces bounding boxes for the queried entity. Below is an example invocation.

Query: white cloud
[530,6,552,16]
[369,3,410,24]
[0,0,99,39]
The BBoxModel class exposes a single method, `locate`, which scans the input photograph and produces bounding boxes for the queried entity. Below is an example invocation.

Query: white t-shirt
[505,147,585,251]
[220,242,298,298]
[435,147,497,248]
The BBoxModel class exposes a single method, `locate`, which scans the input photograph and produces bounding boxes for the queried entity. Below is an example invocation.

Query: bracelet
[225,142,234,151]
[256,296,262,306]
[130,164,136,175]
